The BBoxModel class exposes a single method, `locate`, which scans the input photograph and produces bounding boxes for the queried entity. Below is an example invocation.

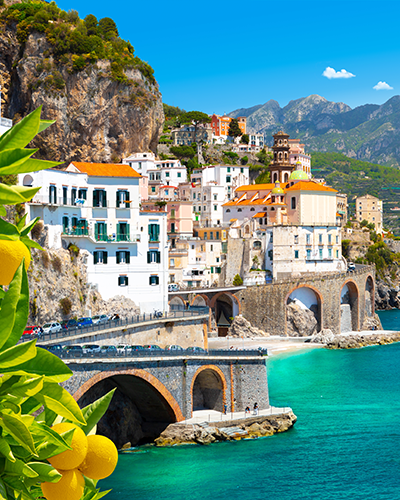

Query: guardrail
[51,348,268,360]
[21,308,210,343]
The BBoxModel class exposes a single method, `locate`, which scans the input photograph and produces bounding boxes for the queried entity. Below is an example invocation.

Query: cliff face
[0,23,164,163]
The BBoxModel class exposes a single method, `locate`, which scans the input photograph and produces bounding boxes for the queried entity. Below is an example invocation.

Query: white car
[117,344,129,354]
[92,314,109,324]
[42,322,62,334]
[82,344,101,354]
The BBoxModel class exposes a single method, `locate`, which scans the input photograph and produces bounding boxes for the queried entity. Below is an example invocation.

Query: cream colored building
[355,194,383,233]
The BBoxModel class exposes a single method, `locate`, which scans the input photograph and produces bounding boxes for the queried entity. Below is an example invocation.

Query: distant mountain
[229,95,400,168]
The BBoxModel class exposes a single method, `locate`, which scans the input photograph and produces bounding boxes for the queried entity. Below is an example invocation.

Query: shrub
[52,255,62,272]
[42,249,50,267]
[59,297,72,315]
[68,243,80,260]
[233,274,243,286]
[241,155,248,165]
[31,219,43,240]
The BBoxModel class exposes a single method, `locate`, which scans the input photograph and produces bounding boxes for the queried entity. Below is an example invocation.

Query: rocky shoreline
[325,331,400,349]
[153,412,297,447]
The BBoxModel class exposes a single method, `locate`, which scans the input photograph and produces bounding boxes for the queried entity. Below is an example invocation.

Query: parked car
[116,344,130,354]
[42,322,62,334]
[62,345,83,355]
[143,345,163,351]
[23,325,41,336]
[165,345,184,351]
[48,344,63,352]
[61,319,78,330]
[187,346,206,353]
[130,345,145,352]
[92,314,109,325]
[347,262,356,272]
[76,317,93,327]
[168,284,179,292]
[82,344,101,354]
[100,345,117,354]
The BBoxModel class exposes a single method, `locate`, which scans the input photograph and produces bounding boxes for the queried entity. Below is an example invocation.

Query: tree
[241,155,248,165]
[98,17,119,39]
[256,148,272,166]
[233,274,243,286]
[240,133,249,144]
[170,145,195,161]
[84,14,98,36]
[228,119,242,139]
[179,111,210,144]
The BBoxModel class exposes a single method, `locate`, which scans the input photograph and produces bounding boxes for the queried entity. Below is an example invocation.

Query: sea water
[103,311,400,500]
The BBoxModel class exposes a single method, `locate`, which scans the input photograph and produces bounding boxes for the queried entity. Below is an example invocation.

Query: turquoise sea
[103,310,400,499]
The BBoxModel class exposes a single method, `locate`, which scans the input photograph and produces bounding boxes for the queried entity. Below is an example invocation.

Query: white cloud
[322,67,356,79]
[373,81,393,90]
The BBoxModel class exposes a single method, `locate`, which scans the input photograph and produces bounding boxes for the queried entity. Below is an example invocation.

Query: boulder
[286,302,318,337]
[228,315,269,338]
[310,329,335,344]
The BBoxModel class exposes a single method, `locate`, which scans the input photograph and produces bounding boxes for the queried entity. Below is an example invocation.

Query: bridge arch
[365,274,374,317]
[285,285,323,336]
[169,295,186,310]
[191,365,227,415]
[73,369,184,447]
[191,294,210,307]
[340,280,360,333]
[210,292,241,336]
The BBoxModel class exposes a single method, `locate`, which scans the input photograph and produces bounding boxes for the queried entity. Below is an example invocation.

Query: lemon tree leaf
[2,476,35,500]
[4,458,38,478]
[83,488,112,500]
[0,376,44,399]
[36,382,85,425]
[0,107,41,152]
[34,427,74,461]
[38,119,55,134]
[0,218,20,238]
[16,214,28,231]
[0,413,37,456]
[19,217,39,237]
[0,185,40,205]
[79,389,116,435]
[0,478,7,500]
[0,157,61,175]
[20,236,43,251]
[26,462,62,483]
[0,263,28,350]
[0,439,16,463]
[0,341,37,369]
[4,347,72,382]
[0,206,6,216]
[0,148,37,171]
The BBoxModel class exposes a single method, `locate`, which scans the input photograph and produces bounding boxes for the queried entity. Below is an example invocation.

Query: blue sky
[56,0,399,114]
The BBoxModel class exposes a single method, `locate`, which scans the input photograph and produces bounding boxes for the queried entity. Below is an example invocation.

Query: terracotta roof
[69,162,141,178]
[285,181,337,193]
[252,212,266,218]
[236,183,289,192]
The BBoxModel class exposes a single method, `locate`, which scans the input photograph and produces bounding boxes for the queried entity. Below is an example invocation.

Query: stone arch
[340,280,359,332]
[169,295,186,310]
[191,365,227,414]
[191,294,209,307]
[210,292,241,336]
[74,369,184,447]
[284,172,289,182]
[285,285,323,336]
[365,275,374,317]
[273,172,278,183]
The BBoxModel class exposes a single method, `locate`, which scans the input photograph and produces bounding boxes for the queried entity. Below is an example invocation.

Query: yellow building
[355,194,383,233]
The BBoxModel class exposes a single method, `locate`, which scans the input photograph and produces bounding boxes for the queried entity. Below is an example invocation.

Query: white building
[191,164,249,202]
[19,162,168,313]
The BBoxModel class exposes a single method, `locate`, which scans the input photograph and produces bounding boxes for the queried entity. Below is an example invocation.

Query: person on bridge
[253,402,259,416]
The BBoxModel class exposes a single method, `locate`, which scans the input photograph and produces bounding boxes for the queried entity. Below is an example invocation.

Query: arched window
[22,175,33,187]
[245,226,250,234]
[238,208,242,212]
[271,207,275,211]
[253,241,262,250]
[273,173,278,183]
[264,218,268,225]
[284,173,289,182]
[278,152,282,161]
[250,208,255,212]
[291,197,296,209]
[226,209,231,213]
[272,196,275,203]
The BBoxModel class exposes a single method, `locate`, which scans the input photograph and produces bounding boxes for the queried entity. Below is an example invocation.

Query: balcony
[62,228,140,243]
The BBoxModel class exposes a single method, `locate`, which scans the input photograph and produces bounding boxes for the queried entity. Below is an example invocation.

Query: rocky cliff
[0,1,164,163]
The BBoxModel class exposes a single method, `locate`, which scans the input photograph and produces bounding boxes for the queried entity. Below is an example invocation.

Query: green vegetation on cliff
[0,0,155,84]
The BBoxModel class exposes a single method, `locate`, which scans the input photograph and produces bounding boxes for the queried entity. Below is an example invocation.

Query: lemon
[41,468,85,500]
[0,239,31,285]
[48,423,88,471]
[79,435,118,480]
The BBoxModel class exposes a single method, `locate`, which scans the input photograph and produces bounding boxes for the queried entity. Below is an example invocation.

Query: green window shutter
[147,251,151,264]
[211,266,214,273]
[127,224,130,239]
[103,191,107,207]
[93,190,98,207]
[126,252,130,264]
[116,252,120,264]
[126,192,130,207]
[155,224,159,241]
[116,223,120,238]
[118,276,122,286]
[156,276,159,285]
[157,251,161,263]
[94,252,98,264]
[103,252,108,264]
[94,224,99,240]
[116,191,121,207]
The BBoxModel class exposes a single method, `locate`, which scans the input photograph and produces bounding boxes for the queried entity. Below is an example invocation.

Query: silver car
[92,314,109,324]
[82,344,101,354]
[42,322,62,334]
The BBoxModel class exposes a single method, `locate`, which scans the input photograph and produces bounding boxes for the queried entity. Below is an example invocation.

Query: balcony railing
[62,228,140,243]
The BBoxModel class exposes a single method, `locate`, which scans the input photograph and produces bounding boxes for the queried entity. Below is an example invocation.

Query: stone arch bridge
[64,351,268,447]
[169,266,376,336]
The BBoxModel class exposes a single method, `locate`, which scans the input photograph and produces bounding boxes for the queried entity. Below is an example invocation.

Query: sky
[55,0,400,114]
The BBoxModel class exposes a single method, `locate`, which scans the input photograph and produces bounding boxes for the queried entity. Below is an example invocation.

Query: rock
[121,442,131,449]
[326,332,400,350]
[310,329,335,344]
[228,315,269,338]
[286,302,318,337]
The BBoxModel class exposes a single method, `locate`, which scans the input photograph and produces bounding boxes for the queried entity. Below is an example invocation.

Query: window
[204,233,207,240]
[177,172,181,178]
[138,162,142,170]
[78,189,87,201]
[198,206,201,212]
[94,251,108,264]
[210,232,214,240]
[150,173,155,181]
[118,276,128,286]
[62,187,68,205]
[164,190,169,196]
[149,275,159,285]
[227,167,231,173]
[226,209,230,213]
[319,234,322,244]
[210,244,213,251]
[250,208,255,212]
[211,266,214,273]
[170,223,176,233]
[147,250,161,263]
[151,187,156,193]
[294,250,299,259]
[117,190,130,208]
[328,248,332,258]
[204,195,206,201]
[294,235,299,244]
[291,197,296,209]
[49,185,57,204]
[306,234,311,245]
[216,257,220,263]
[71,188,77,205]
[226,176,231,183]
[62,216,69,232]
[241,167,244,173]
[213,205,217,211]
[319,247,323,259]
[170,258,175,267]
[306,249,311,260]
[117,222,130,241]
[336,235,339,244]
[268,250,273,260]
[193,206,196,213]
[93,190,107,208]
[328,234,332,244]
[148,224,160,242]
[166,172,170,177]
[214,194,217,200]
[253,241,262,250]
[336,249,339,258]
[203,206,206,211]
[238,208,242,212]
[216,231,220,239]
[116,251,130,264]
[94,222,107,241]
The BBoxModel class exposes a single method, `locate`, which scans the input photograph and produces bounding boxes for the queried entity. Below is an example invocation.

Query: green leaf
[20,235,43,251]
[0,412,37,456]
[0,218,20,239]
[26,462,61,483]
[83,488,112,500]
[20,217,39,237]
[38,119,55,134]
[20,397,42,416]
[0,107,41,152]
[0,439,16,462]
[0,478,7,500]
[0,184,40,205]
[1,265,30,351]
[0,376,44,398]
[4,457,38,478]
[0,206,6,216]
[16,214,28,230]
[4,347,72,382]
[3,476,35,500]
[0,341,37,369]
[0,157,60,175]
[0,148,37,171]
[79,389,116,435]
[34,427,74,461]
[36,382,86,425]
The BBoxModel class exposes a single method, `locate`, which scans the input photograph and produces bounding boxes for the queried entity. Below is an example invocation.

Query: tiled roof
[285,181,337,193]
[252,212,266,218]
[69,162,141,178]
[236,182,289,192]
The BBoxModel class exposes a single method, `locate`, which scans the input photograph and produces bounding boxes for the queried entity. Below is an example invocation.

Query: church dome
[271,182,284,194]
[289,169,308,180]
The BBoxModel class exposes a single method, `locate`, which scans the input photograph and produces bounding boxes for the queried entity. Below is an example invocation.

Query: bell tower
[269,131,294,184]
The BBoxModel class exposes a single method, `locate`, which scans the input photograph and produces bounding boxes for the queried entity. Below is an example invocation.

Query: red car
[23,325,41,336]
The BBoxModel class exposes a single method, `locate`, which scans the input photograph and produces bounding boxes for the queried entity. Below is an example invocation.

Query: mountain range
[229,95,400,168]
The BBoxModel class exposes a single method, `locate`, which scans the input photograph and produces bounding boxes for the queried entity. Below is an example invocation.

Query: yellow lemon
[0,239,31,285]
[41,468,85,500]
[48,423,88,471]
[79,434,118,480]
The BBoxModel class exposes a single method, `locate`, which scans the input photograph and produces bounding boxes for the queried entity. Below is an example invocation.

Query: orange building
[211,114,246,137]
